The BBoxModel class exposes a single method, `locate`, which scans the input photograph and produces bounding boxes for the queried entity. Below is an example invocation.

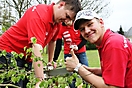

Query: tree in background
[0,0,52,33]
[5,0,52,20]
[0,0,12,34]
[36,0,52,4]
[117,25,124,35]
[86,42,97,50]
[5,0,33,20]
[81,0,112,19]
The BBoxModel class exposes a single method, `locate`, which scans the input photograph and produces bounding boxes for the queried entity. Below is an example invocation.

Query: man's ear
[99,18,105,27]
[58,1,66,8]
[99,18,104,25]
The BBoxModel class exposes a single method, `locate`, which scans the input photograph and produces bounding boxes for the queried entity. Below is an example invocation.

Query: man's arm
[83,65,102,76]
[78,66,118,88]
[32,44,44,80]
[65,49,119,88]
[48,40,56,63]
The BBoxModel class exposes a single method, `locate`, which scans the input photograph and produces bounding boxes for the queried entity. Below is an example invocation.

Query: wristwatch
[74,63,82,72]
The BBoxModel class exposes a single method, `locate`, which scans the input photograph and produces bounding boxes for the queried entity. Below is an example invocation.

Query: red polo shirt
[98,29,132,88]
[0,3,59,55]
[58,24,86,54]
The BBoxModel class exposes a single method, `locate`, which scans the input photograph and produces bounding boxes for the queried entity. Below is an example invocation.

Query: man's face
[78,18,105,45]
[54,3,76,23]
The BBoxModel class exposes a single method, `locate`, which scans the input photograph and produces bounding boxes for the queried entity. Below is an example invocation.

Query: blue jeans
[64,52,89,88]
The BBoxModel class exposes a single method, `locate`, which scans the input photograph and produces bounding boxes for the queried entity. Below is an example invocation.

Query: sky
[104,0,132,32]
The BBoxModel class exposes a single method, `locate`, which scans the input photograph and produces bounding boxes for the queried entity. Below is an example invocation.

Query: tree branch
[0,84,20,88]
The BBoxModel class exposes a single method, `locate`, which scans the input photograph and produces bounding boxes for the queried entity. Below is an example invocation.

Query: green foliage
[86,42,97,50]
[0,37,90,88]
[31,37,37,44]
[2,22,11,31]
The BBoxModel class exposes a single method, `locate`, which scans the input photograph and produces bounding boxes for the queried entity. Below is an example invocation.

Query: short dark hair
[76,19,88,30]
[75,18,100,30]
[57,0,82,14]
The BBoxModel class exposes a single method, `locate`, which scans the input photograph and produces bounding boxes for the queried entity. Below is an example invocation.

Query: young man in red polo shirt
[65,10,132,88]
[0,0,81,87]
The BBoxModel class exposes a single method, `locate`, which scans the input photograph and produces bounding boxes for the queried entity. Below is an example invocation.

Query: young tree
[117,25,124,35]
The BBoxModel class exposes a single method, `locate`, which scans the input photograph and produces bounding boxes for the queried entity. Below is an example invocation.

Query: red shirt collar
[48,3,55,24]
[97,29,112,49]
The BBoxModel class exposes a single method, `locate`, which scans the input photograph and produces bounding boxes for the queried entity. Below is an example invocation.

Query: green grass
[43,49,100,67]
[86,50,100,67]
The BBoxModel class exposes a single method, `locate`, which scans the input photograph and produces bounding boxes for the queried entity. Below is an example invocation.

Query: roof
[124,27,132,37]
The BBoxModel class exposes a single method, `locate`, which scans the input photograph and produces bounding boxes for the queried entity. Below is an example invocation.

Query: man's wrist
[74,63,82,72]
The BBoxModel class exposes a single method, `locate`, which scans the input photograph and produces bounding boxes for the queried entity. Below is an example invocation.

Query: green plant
[0,37,89,88]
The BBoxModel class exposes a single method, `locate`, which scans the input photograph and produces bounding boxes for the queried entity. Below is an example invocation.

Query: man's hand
[53,61,57,68]
[70,44,78,51]
[35,81,41,88]
[47,61,57,69]
[65,49,79,72]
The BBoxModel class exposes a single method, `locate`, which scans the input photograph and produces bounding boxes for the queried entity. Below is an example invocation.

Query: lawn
[86,50,100,67]
[43,49,100,67]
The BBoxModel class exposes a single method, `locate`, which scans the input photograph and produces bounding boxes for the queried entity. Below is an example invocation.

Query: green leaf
[1,50,7,56]
[24,46,27,51]
[19,53,24,59]
[26,48,32,54]
[11,51,18,58]
[53,86,58,88]
[30,37,37,44]
[72,73,78,78]
[39,80,48,88]
[48,79,53,84]
[82,83,87,88]
[11,76,17,83]
[2,26,7,33]
[0,80,3,83]
[26,83,32,88]
[7,70,17,78]
[75,77,83,87]
[67,76,74,84]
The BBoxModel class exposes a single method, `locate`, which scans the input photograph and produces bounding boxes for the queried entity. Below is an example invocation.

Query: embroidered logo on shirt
[46,32,48,36]
[32,5,37,11]
[123,36,128,48]
[63,31,72,44]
